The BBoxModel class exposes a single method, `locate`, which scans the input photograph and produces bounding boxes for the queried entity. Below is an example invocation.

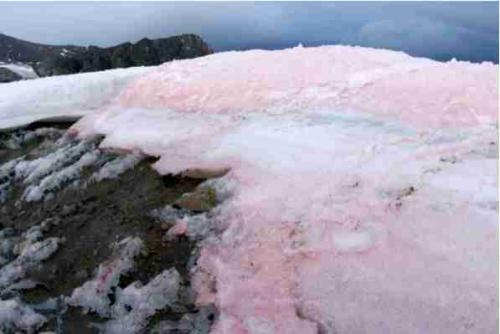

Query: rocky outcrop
[0,33,213,77]
[0,67,22,83]
[33,34,213,77]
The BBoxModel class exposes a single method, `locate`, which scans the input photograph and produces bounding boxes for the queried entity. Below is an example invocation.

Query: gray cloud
[0,2,497,63]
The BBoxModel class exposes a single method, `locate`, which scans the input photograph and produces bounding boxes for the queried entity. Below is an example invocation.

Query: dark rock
[174,187,217,212]
[0,32,212,77]
[74,269,88,281]
[0,32,83,64]
[33,55,83,77]
[61,204,77,216]
[0,67,22,83]
[181,167,230,179]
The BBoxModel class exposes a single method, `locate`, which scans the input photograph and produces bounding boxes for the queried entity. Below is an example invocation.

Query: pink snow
[71,45,498,333]
[116,45,497,127]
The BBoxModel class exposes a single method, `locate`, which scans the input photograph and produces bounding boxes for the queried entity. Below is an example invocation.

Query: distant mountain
[0,33,83,63]
[0,33,213,77]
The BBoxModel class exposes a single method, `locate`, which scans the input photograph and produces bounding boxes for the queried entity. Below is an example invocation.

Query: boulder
[0,67,22,83]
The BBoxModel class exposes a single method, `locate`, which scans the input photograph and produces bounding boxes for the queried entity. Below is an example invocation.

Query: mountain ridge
[0,33,213,77]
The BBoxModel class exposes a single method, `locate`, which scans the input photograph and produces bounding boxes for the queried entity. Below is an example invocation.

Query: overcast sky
[0,2,498,63]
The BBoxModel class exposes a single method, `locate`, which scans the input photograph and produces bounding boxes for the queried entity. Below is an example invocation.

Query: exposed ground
[0,123,216,333]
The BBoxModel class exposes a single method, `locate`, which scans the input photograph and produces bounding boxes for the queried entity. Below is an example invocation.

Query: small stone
[160,220,175,231]
[174,187,217,212]
[141,248,149,257]
[40,219,53,232]
[52,217,61,226]
[61,204,77,216]
[181,167,230,179]
[75,269,88,280]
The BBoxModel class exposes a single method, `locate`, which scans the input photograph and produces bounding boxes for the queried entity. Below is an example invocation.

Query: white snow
[59,48,70,57]
[0,63,38,79]
[102,268,181,334]
[66,239,182,333]
[66,237,144,316]
[0,225,60,332]
[0,131,143,203]
[0,127,63,150]
[0,66,152,130]
[153,205,215,241]
[0,136,102,202]
[14,141,92,184]
[90,152,143,182]
[23,150,99,201]
[0,225,60,291]
[0,298,46,333]
[0,44,498,333]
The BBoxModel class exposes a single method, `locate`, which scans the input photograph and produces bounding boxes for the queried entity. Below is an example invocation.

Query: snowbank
[1,45,498,333]
[71,45,498,334]
[0,66,152,130]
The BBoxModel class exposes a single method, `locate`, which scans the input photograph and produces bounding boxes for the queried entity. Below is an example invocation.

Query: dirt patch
[0,125,217,333]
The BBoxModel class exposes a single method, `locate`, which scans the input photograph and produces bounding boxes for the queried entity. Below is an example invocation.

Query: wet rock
[174,187,217,212]
[160,221,172,231]
[40,218,59,232]
[61,204,77,216]
[0,67,22,83]
[74,269,88,281]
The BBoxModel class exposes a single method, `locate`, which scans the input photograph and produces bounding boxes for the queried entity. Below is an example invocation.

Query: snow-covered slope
[0,66,152,130]
[1,45,498,333]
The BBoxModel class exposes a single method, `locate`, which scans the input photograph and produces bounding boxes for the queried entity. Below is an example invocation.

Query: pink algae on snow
[117,45,497,127]
[72,45,498,333]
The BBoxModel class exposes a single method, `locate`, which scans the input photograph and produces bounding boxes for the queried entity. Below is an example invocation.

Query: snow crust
[21,147,100,202]
[152,205,215,241]
[0,45,497,333]
[0,66,151,130]
[0,225,59,333]
[0,227,60,291]
[101,268,181,334]
[90,152,143,182]
[0,127,63,150]
[0,139,100,202]
[0,298,46,333]
[0,131,143,203]
[66,237,182,333]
